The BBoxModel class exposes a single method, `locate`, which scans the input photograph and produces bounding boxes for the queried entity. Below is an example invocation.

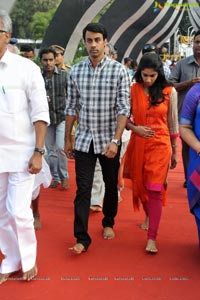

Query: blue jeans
[45,121,68,181]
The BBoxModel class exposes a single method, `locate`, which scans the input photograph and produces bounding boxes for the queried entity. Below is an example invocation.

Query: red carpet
[1,138,200,299]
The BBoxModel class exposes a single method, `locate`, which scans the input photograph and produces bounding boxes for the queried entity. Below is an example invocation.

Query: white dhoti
[0,172,36,273]
[120,129,131,159]
[32,158,51,201]
[90,159,105,207]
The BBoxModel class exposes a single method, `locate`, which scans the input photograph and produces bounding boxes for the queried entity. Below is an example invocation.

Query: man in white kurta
[0,10,50,284]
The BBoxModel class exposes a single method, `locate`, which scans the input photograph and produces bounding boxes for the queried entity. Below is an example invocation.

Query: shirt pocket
[0,85,27,114]
[100,78,118,91]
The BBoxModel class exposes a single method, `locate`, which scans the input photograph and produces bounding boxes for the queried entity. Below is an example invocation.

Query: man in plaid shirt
[39,47,69,190]
[65,23,130,254]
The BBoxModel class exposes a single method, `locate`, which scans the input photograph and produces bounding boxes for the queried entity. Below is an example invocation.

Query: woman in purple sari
[179,82,200,247]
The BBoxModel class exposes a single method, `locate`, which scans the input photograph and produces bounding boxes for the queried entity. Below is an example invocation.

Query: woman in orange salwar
[125,53,179,253]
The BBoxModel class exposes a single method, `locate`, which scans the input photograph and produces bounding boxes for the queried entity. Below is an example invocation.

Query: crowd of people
[0,9,200,285]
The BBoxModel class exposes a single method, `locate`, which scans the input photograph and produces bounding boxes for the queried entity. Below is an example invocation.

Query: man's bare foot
[69,243,86,254]
[0,272,12,285]
[145,239,158,253]
[0,270,20,285]
[34,215,42,230]
[90,205,102,212]
[141,216,149,230]
[118,196,123,203]
[103,227,115,239]
[23,265,38,281]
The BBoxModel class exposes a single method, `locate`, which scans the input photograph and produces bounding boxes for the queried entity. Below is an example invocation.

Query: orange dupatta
[124,83,149,210]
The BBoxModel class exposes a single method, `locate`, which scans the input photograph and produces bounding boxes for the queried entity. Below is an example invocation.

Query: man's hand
[191,77,200,85]
[64,139,75,159]
[28,153,43,174]
[102,142,118,158]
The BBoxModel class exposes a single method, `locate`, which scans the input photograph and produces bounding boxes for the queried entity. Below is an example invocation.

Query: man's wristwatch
[111,138,121,146]
[34,147,45,155]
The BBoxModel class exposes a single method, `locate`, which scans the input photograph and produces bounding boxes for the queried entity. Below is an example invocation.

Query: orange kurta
[125,83,172,210]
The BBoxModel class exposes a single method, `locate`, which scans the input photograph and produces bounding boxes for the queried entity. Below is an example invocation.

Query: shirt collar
[0,49,13,65]
[42,65,59,76]
[86,55,109,68]
[188,55,200,65]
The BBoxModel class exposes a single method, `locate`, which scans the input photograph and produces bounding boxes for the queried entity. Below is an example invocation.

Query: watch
[34,147,45,155]
[111,138,121,146]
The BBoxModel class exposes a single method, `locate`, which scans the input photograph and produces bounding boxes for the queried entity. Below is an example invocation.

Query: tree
[10,0,61,39]
[30,9,56,40]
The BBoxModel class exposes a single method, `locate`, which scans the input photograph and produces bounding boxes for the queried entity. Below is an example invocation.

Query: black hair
[82,23,108,41]
[194,30,200,38]
[39,47,57,60]
[20,44,34,52]
[135,53,172,106]
[124,57,132,64]
[131,59,138,68]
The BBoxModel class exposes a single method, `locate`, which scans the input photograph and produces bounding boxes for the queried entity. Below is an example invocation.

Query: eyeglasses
[0,30,6,33]
[142,44,157,53]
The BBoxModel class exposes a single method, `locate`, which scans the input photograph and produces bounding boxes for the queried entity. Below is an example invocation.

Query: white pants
[0,172,36,273]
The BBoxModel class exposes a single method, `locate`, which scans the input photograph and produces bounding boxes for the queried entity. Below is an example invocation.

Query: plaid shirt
[163,64,171,79]
[66,56,130,154]
[42,66,68,125]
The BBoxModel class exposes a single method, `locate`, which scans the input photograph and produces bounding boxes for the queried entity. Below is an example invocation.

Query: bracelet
[171,144,177,148]
[126,119,133,125]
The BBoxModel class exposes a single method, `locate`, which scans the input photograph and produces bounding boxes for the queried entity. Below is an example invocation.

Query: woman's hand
[135,126,155,138]
[170,153,178,169]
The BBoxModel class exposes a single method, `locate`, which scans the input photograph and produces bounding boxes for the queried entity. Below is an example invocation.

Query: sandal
[50,180,59,188]
[61,179,69,189]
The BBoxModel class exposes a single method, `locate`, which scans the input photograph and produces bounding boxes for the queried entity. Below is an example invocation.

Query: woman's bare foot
[145,239,158,253]
[141,216,149,230]
[69,243,86,254]
[23,265,38,281]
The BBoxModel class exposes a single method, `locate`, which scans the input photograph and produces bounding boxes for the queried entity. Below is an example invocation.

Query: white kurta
[0,50,50,171]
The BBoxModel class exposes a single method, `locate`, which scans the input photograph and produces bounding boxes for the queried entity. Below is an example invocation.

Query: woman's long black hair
[134,53,172,106]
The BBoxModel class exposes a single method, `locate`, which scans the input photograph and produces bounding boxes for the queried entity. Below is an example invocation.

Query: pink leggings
[142,190,162,240]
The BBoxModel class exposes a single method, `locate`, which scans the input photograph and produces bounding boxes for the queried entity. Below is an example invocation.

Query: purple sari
[180,83,200,245]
